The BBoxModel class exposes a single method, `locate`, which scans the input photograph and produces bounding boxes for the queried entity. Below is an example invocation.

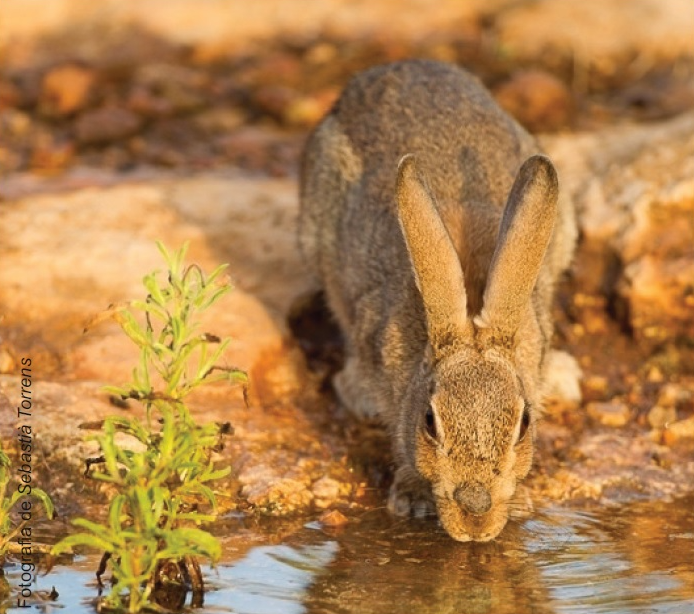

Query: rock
[76,106,143,144]
[312,476,341,509]
[0,174,362,516]
[242,474,313,510]
[663,417,694,444]
[543,350,583,403]
[283,89,340,128]
[319,509,348,527]
[133,63,208,114]
[494,70,572,132]
[647,405,677,429]
[194,107,246,133]
[544,111,694,349]
[126,85,174,118]
[0,79,21,109]
[657,383,692,408]
[253,85,297,121]
[586,401,631,427]
[619,257,693,345]
[40,63,96,116]
[581,375,610,401]
[217,127,280,170]
[0,348,15,373]
[2,109,31,137]
[0,175,311,379]
[30,135,75,171]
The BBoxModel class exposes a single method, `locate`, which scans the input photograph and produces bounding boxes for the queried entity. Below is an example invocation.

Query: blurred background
[1,0,693,196]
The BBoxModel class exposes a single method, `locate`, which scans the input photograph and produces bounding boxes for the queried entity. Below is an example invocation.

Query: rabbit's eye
[517,405,531,443]
[424,407,437,439]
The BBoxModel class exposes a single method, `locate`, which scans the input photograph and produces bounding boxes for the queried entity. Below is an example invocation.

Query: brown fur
[299,60,577,541]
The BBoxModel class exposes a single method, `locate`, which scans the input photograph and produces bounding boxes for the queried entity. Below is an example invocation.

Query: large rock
[0,175,358,514]
[0,175,312,379]
[544,112,694,349]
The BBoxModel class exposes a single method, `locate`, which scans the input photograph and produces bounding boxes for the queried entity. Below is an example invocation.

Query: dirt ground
[0,0,693,527]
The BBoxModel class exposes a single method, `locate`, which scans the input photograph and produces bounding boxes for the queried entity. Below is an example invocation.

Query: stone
[581,375,610,401]
[133,63,208,114]
[544,111,694,349]
[663,417,694,444]
[0,349,15,373]
[494,70,572,132]
[543,350,583,403]
[586,401,631,427]
[657,383,692,408]
[283,89,340,128]
[76,106,143,144]
[647,405,677,429]
[40,63,96,116]
[312,476,341,508]
[319,509,348,527]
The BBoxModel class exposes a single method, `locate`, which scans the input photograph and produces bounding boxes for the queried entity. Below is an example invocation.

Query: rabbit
[298,59,577,542]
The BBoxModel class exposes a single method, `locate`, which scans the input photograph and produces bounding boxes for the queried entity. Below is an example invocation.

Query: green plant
[0,443,54,565]
[53,242,247,613]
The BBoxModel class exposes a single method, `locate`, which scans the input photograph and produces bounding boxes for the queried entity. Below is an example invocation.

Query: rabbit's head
[396,154,558,542]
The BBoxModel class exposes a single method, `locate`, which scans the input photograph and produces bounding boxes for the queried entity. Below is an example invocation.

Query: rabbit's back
[300,60,543,323]
[331,60,537,210]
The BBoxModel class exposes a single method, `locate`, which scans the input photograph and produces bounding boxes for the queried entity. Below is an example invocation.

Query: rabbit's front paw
[333,357,381,419]
[388,474,436,518]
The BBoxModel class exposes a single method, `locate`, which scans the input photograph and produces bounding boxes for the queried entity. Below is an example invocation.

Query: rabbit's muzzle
[454,483,492,515]
[436,489,509,542]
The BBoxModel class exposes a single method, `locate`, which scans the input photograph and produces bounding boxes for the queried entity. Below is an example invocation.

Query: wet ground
[3,496,693,613]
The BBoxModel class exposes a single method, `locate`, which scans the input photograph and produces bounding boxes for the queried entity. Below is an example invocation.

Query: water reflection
[303,512,557,614]
[207,540,338,614]
[1,499,692,614]
[3,555,99,613]
[299,500,694,614]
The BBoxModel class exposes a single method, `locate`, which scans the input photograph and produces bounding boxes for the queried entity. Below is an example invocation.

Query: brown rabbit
[299,60,577,541]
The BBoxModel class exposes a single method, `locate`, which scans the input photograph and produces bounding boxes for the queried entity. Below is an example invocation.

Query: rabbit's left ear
[396,154,471,354]
[479,155,558,342]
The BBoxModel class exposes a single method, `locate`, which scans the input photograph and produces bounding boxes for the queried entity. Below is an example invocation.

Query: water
[2,498,692,614]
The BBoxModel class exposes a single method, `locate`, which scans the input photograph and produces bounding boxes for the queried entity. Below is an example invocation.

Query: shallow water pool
[3,497,692,614]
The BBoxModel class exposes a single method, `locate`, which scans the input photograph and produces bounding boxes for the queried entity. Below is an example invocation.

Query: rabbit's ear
[479,155,558,342]
[397,154,470,352]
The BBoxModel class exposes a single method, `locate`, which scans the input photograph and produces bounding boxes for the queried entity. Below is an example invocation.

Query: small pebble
[647,405,677,429]
[493,69,572,131]
[312,476,341,509]
[646,366,665,383]
[319,509,348,527]
[0,349,15,373]
[40,63,96,116]
[663,417,694,444]
[586,401,631,427]
[657,383,691,408]
[582,375,609,400]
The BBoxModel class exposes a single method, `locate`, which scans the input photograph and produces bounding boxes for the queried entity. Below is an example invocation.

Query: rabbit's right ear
[397,155,471,354]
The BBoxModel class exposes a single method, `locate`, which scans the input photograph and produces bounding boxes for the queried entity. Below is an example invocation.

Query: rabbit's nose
[454,483,492,515]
